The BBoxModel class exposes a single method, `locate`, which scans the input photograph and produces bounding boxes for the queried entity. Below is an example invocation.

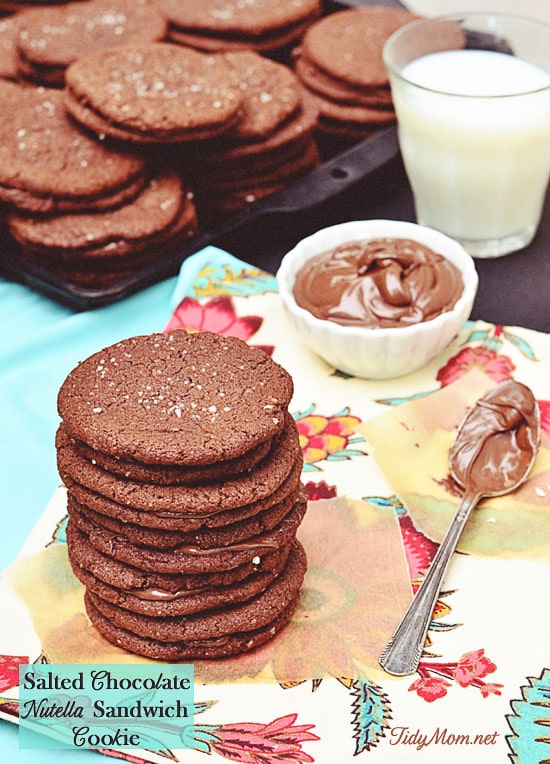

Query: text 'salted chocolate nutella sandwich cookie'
[7,171,199,289]
[151,0,321,55]
[64,42,245,144]
[15,0,168,87]
[0,81,146,214]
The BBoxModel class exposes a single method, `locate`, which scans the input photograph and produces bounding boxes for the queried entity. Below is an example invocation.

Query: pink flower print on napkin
[164,295,273,355]
[437,346,515,387]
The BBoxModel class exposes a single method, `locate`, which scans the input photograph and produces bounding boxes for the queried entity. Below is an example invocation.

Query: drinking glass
[383,13,550,257]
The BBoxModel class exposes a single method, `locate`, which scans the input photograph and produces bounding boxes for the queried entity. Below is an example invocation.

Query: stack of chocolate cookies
[57,331,307,660]
[177,50,320,220]
[0,1,416,292]
[0,76,199,288]
[63,43,320,220]
[293,6,417,150]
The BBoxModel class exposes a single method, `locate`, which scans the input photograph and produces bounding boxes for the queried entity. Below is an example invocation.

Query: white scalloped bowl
[276,219,478,379]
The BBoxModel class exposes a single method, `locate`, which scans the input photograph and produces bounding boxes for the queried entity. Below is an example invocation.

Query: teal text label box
[19,663,194,750]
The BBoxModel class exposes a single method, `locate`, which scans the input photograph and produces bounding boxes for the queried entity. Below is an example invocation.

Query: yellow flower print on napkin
[359,369,550,559]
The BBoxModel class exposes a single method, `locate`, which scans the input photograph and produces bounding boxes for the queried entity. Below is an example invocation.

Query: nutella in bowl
[293,237,464,328]
[276,219,478,379]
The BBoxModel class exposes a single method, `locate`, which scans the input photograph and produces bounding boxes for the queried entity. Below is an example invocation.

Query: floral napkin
[1,246,549,764]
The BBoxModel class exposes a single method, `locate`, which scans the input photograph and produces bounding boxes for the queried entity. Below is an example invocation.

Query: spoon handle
[379,490,480,676]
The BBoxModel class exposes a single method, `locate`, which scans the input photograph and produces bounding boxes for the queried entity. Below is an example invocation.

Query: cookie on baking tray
[7,171,199,288]
[293,6,417,147]
[64,42,245,144]
[57,330,307,660]
[0,81,146,213]
[179,50,320,218]
[151,0,321,55]
[14,0,168,87]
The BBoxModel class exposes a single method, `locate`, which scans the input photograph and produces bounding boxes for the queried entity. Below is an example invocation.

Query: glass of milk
[383,13,550,257]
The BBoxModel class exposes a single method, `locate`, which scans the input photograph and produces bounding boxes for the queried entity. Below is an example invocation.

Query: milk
[390,49,550,255]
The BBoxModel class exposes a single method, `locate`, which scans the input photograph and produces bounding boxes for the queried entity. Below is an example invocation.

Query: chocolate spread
[125,587,205,602]
[293,238,464,328]
[174,534,280,555]
[449,380,540,495]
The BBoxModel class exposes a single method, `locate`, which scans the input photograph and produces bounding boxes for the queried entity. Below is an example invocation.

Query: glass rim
[383,11,550,100]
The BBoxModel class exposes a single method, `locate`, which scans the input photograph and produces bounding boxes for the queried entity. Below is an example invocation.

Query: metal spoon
[379,379,541,676]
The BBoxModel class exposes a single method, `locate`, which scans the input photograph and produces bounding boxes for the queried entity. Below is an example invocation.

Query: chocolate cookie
[294,56,394,109]
[64,42,244,143]
[72,543,292,617]
[87,540,305,638]
[299,7,417,90]
[70,495,306,574]
[56,420,271,486]
[67,518,295,595]
[223,50,302,138]
[191,138,319,217]
[83,540,306,659]
[85,589,299,660]
[306,89,396,137]
[59,328,307,661]
[15,0,168,87]
[57,331,294,467]
[61,455,303,532]
[7,171,199,289]
[0,0,72,12]
[57,411,302,514]
[67,483,303,550]
[0,81,146,213]
[151,0,321,55]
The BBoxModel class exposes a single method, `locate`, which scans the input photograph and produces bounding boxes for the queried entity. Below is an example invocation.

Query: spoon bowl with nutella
[379,379,541,676]
[277,219,478,379]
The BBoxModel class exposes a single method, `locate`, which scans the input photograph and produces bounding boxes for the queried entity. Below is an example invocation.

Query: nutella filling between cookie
[293,237,464,328]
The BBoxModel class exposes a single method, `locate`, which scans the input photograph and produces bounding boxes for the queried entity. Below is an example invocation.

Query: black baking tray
[0,0,406,311]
